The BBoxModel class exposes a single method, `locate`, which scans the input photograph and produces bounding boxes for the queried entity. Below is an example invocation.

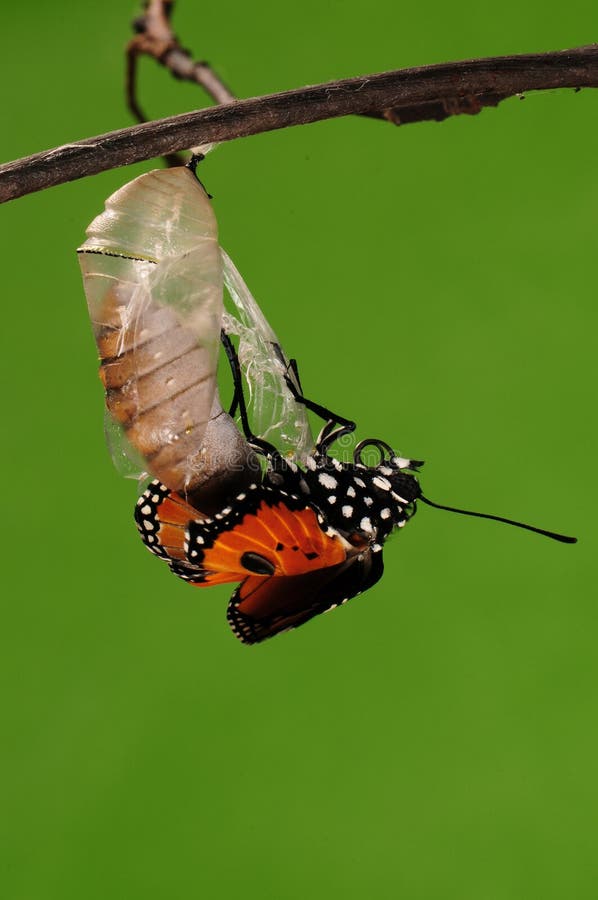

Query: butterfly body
[135,450,422,643]
[270,453,422,546]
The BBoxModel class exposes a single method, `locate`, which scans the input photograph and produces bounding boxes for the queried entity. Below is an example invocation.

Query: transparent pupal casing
[78,167,256,498]
[221,250,314,462]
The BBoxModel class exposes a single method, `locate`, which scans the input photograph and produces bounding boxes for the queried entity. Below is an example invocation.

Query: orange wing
[135,479,350,587]
[186,485,348,582]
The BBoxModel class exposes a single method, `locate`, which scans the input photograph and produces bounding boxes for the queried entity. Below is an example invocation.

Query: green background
[1,2,597,898]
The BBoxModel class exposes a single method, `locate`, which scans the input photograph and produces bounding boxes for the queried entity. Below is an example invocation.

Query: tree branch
[127,0,503,128]
[2,44,598,204]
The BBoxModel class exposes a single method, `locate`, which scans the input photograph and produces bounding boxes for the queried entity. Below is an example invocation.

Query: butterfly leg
[286,357,303,393]
[220,330,280,458]
[270,342,356,455]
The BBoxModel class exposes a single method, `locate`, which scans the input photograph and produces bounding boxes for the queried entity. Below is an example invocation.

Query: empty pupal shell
[78,167,257,500]
[221,249,314,462]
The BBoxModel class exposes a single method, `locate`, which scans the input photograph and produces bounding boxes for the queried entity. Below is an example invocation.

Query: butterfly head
[350,442,423,535]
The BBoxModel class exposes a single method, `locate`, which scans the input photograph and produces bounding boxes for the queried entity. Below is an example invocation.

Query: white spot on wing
[373,476,391,491]
[342,505,353,518]
[319,473,338,490]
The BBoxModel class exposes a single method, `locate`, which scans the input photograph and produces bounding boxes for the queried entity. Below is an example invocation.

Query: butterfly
[79,161,576,644]
[133,383,424,644]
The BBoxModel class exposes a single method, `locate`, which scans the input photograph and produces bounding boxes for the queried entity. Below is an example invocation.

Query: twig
[127,0,235,166]
[2,45,598,204]
[128,0,235,117]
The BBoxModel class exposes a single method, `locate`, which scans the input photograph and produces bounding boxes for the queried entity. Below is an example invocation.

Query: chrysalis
[78,165,313,508]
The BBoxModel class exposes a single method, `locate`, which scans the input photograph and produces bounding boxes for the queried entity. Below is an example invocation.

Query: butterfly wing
[135,480,198,562]
[135,478,350,588]
[221,250,314,462]
[227,550,384,644]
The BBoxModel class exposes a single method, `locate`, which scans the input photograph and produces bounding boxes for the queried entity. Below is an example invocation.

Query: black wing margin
[227,551,384,644]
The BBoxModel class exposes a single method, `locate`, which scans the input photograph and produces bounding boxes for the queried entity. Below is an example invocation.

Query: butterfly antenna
[418,495,577,544]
